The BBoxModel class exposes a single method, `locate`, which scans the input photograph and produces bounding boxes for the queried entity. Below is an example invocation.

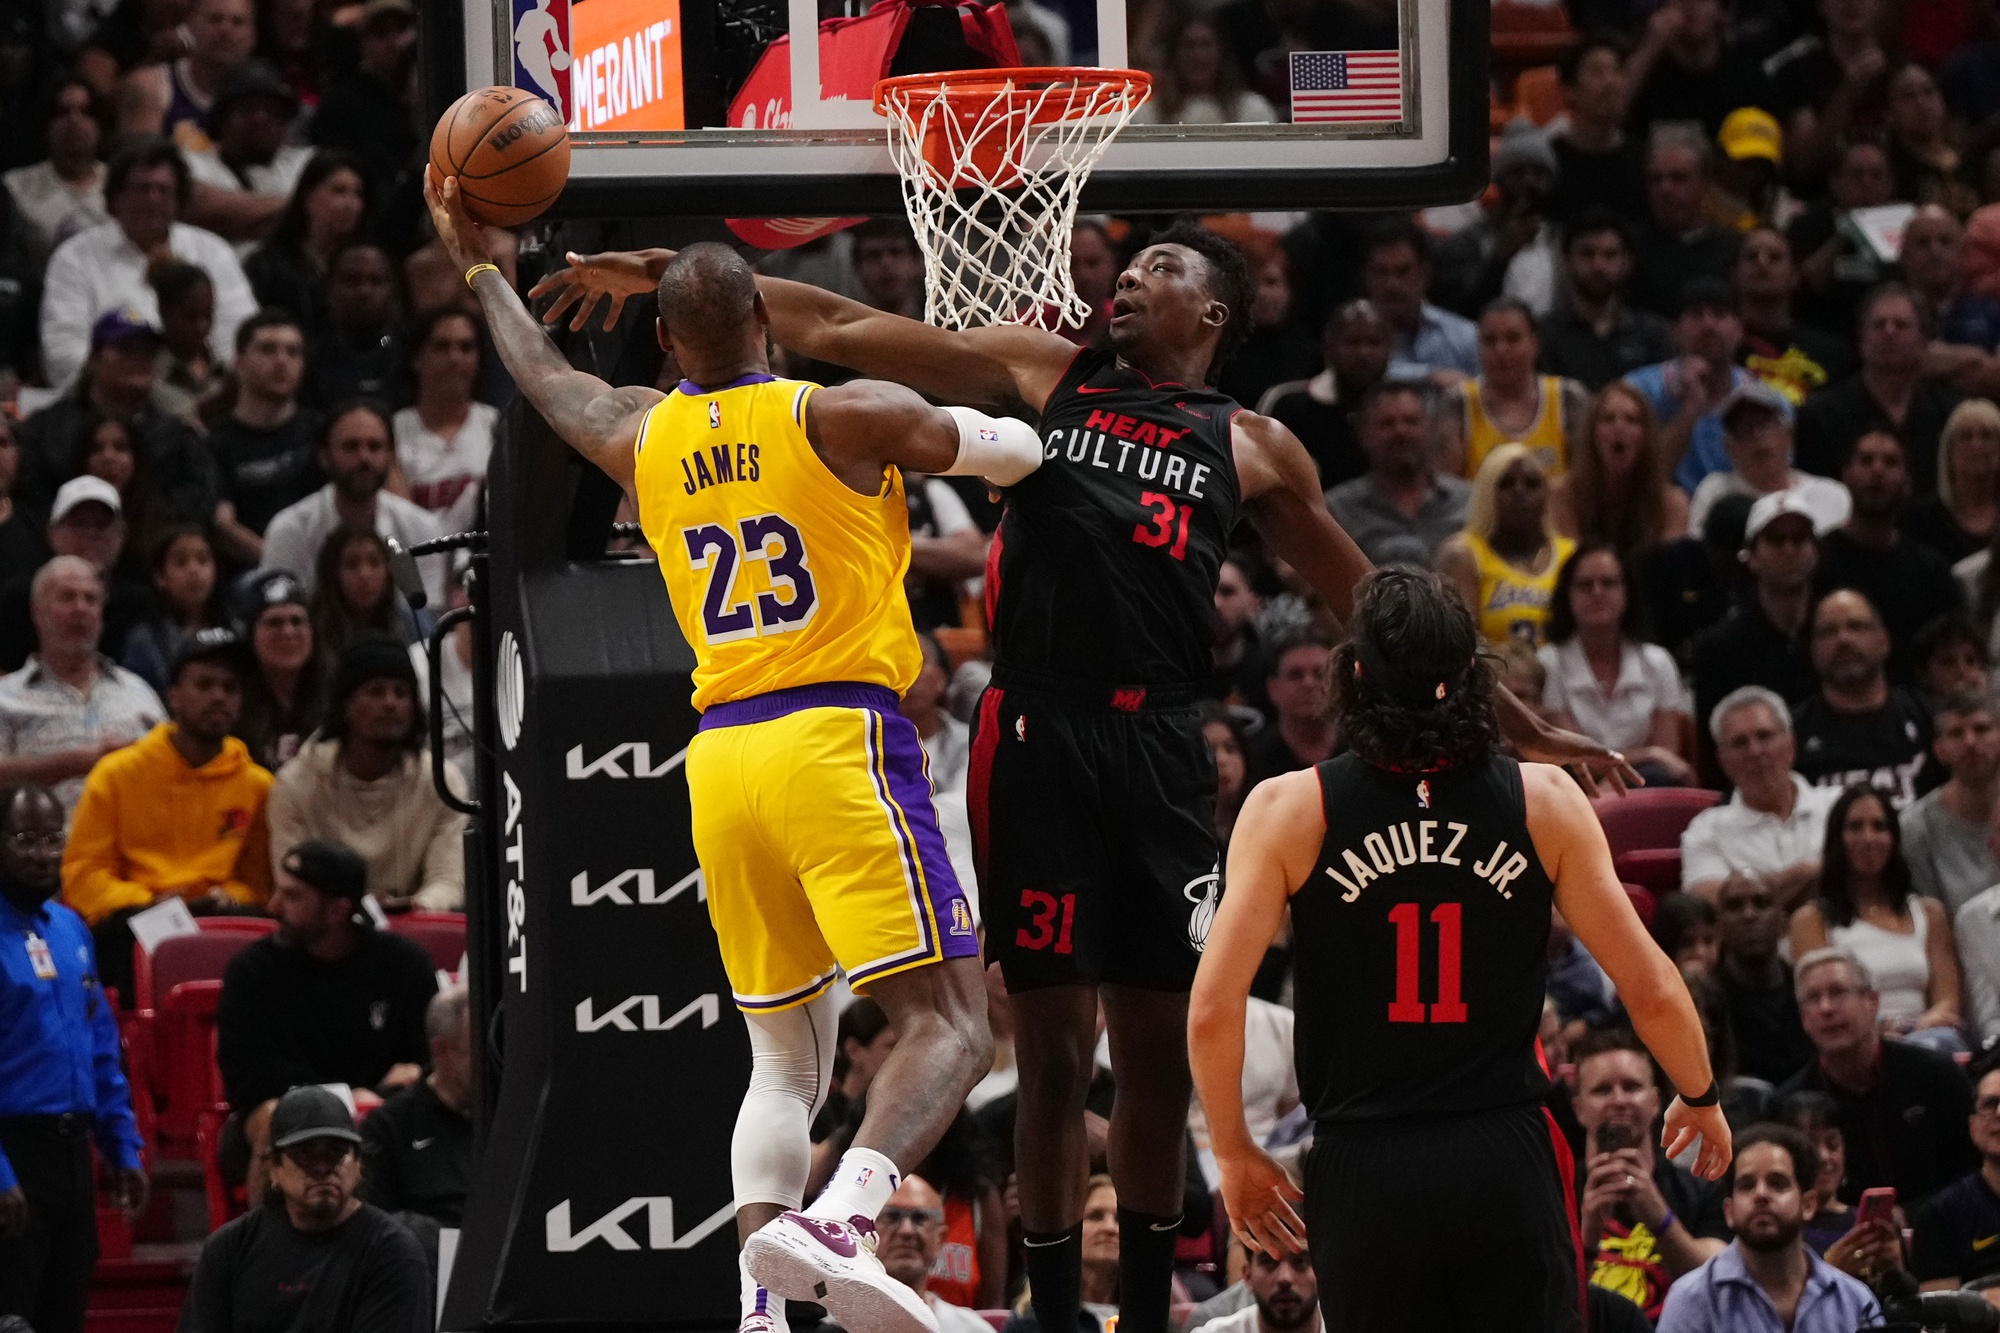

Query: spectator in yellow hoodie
[63,626,272,999]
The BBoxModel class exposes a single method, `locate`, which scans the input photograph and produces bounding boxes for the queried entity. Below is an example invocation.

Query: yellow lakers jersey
[1465,530,1574,648]
[1463,376,1569,479]
[632,375,922,710]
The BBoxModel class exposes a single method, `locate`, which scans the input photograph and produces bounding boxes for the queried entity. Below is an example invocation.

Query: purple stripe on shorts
[699,682,902,732]
[867,709,980,965]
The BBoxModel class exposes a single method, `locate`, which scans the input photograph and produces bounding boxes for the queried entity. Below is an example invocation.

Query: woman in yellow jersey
[1436,443,1574,649]
[1439,298,1589,480]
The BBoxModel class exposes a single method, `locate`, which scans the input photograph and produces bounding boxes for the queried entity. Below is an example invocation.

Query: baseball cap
[90,308,163,350]
[1743,489,1821,544]
[280,839,368,903]
[50,475,123,524]
[1718,107,1783,164]
[168,626,244,683]
[268,1085,362,1150]
[1718,379,1794,430]
[208,60,300,131]
[1677,277,1736,317]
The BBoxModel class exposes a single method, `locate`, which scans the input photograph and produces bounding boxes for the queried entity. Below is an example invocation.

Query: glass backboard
[467,0,1487,219]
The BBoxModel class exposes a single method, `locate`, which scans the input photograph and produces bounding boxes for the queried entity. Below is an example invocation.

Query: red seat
[1592,788,1720,857]
[1614,847,1683,901]
[980,1314,1009,1333]
[132,917,274,1013]
[1621,882,1658,927]
[152,980,228,1155]
[388,911,466,975]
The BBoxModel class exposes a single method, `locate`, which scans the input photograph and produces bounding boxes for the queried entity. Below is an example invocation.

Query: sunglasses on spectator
[879,1206,944,1230]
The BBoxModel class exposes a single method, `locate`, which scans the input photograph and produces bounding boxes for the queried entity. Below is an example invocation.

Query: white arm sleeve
[938,406,1044,487]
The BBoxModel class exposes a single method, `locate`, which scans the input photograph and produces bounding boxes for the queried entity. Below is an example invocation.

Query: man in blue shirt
[0,783,147,1333]
[1656,1124,1880,1333]
[1625,278,1788,496]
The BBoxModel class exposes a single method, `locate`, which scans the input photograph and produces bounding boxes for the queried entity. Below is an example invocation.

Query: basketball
[429,85,570,227]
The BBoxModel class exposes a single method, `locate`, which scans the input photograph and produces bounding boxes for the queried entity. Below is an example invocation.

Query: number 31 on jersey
[682,513,818,645]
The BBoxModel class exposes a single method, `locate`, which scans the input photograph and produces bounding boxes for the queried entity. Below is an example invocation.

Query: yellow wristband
[464,262,500,288]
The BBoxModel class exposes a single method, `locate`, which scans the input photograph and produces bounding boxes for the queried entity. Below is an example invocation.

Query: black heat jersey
[990,349,1242,686]
[1295,752,1557,1123]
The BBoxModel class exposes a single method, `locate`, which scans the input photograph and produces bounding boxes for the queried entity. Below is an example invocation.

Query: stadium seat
[1621,882,1657,927]
[980,1313,1009,1333]
[1614,847,1682,902]
[1592,788,1721,857]
[131,917,274,1013]
[129,920,272,1157]
[196,1107,243,1232]
[388,911,467,975]
[152,980,228,1156]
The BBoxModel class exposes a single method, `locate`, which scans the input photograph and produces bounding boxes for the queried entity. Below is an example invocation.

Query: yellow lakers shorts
[687,681,979,1012]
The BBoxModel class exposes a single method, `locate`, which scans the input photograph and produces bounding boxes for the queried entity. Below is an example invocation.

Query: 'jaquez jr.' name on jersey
[1322,819,1534,903]
[1044,410,1216,501]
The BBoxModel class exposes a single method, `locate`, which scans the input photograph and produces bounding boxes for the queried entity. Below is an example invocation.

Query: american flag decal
[1289,50,1404,124]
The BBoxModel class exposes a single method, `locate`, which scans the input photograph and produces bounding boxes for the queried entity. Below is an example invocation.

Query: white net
[876,69,1150,331]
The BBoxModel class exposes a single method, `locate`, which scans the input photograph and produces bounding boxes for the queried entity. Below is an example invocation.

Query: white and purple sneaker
[743,1212,938,1333]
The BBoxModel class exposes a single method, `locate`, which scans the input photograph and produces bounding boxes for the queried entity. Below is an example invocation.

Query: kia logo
[545,1196,734,1252]
[565,742,685,779]
[574,993,720,1032]
[570,868,706,906]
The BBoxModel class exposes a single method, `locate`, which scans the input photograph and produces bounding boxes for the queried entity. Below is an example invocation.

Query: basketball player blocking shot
[534,226,1643,1333]
[1191,567,1731,1333]
[427,172,1042,1333]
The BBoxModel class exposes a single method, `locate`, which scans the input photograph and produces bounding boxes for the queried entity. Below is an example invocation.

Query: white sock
[803,1147,900,1226]
[741,1250,787,1331]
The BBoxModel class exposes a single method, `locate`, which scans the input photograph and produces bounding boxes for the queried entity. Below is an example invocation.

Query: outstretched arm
[528,245,1078,412]
[1524,762,1731,1179]
[807,378,1042,490]
[426,173,657,490]
[1233,410,1371,627]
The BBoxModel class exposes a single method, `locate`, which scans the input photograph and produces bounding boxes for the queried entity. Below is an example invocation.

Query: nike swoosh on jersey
[1975,1234,1999,1250]
[1074,384,1120,394]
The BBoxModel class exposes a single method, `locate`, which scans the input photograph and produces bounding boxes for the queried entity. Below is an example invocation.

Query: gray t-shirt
[1900,788,1998,919]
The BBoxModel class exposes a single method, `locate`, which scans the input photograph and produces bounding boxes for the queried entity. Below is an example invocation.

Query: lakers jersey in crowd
[630,371,976,1012]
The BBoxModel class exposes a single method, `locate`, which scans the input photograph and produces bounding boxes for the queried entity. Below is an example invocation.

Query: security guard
[0,784,148,1333]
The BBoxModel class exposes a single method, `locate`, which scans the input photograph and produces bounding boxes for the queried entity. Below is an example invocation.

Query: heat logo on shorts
[1184,867,1220,952]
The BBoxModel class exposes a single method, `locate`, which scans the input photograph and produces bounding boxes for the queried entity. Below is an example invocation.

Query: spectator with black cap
[62,626,271,999]
[1686,382,1852,537]
[1626,276,1764,494]
[216,839,437,1202]
[38,136,255,392]
[231,572,325,771]
[16,307,222,529]
[180,60,311,253]
[181,1085,430,1333]
[0,783,147,1333]
[265,633,465,912]
[360,985,473,1227]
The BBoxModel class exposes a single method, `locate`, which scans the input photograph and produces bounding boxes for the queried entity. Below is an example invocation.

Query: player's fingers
[1569,762,1601,800]
[1270,1197,1309,1246]
[1661,1127,1694,1160]
[1613,754,1644,790]
[604,293,630,331]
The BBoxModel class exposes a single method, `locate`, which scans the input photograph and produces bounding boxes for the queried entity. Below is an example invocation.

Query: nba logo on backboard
[512,0,574,123]
[1416,779,1431,809]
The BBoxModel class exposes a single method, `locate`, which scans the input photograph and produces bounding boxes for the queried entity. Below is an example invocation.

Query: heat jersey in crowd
[1294,751,1557,1121]
[989,349,1241,686]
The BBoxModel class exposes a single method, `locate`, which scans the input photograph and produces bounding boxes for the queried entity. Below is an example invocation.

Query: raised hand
[526,251,660,331]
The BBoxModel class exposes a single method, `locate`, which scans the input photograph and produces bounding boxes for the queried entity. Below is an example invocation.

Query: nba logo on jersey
[709,401,721,429]
[1417,779,1431,808]
[511,0,574,123]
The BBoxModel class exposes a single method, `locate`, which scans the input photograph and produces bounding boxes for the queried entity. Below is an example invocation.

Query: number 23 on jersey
[682,513,819,645]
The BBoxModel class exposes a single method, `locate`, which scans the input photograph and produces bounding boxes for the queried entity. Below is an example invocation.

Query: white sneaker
[744,1212,939,1333]
[738,1309,785,1333]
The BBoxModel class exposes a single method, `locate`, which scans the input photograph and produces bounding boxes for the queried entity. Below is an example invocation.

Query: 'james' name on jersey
[990,349,1242,688]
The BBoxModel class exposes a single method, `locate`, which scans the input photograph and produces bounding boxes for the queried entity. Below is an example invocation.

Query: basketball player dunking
[426,173,1050,1333]
[534,228,1638,1333]
[1190,568,1731,1333]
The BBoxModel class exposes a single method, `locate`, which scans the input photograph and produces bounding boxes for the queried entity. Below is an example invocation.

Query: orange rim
[873,66,1152,123]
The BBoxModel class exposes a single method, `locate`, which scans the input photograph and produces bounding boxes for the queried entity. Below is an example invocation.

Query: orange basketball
[430,86,570,228]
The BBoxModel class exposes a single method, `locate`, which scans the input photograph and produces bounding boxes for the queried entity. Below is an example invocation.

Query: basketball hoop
[874,67,1151,331]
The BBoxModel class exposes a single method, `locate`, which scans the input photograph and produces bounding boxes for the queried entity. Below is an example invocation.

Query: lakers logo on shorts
[950,898,974,937]
[1184,867,1220,952]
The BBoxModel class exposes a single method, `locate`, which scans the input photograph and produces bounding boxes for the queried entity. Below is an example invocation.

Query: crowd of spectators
[8,0,2000,1325]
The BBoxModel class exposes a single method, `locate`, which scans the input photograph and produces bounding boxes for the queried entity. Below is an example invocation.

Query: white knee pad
[730,989,840,1211]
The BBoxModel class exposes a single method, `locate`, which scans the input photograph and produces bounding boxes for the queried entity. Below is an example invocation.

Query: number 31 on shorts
[682,514,819,645]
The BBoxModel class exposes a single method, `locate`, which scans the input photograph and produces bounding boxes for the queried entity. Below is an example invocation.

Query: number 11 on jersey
[1387,901,1467,1024]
